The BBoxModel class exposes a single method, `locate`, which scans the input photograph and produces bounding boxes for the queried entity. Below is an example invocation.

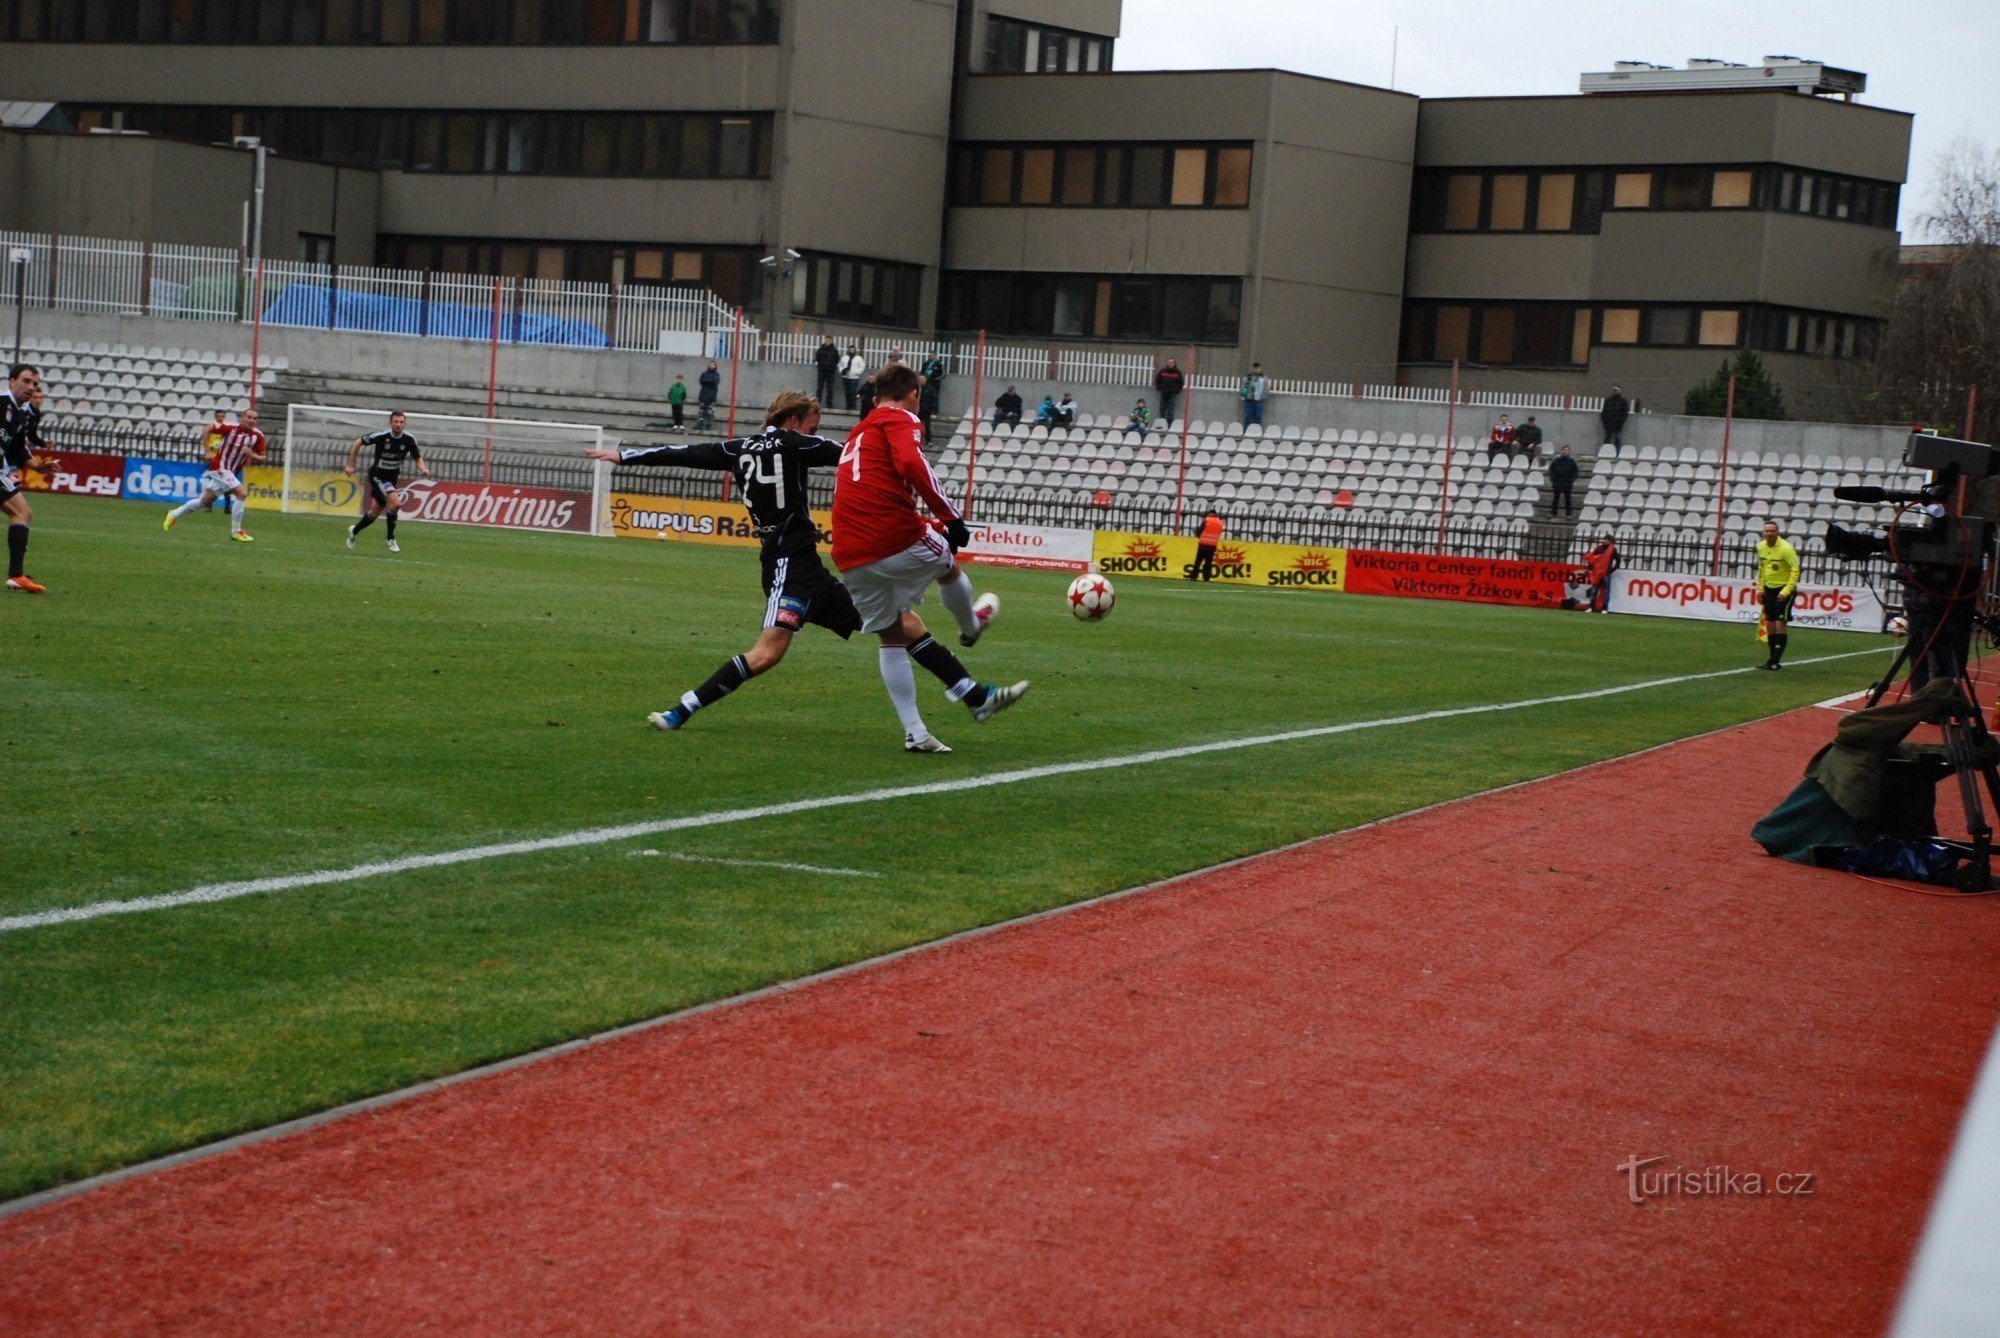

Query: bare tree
[1837,136,2000,435]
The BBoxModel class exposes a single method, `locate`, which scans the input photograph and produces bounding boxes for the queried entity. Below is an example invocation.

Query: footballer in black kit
[587,390,988,733]
[0,363,47,592]
[343,410,432,553]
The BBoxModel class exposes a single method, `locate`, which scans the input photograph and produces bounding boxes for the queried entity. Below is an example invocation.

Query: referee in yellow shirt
[1756,521,1801,669]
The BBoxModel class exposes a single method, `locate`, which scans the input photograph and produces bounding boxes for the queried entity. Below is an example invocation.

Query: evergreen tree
[1684,350,1789,420]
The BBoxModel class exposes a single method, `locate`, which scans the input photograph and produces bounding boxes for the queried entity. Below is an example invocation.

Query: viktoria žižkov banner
[1342,550,1571,608]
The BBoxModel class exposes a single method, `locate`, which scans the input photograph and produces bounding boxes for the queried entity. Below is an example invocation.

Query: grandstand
[23,339,284,440]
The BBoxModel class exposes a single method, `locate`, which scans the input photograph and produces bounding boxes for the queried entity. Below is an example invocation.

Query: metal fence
[6,225,1631,412]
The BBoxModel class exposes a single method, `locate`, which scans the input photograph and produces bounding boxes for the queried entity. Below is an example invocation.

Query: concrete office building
[0,3,1910,404]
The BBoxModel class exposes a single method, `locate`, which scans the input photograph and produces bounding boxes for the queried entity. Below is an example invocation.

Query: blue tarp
[261,283,611,348]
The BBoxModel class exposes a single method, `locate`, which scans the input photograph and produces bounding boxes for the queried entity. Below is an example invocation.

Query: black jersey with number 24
[619,427,842,558]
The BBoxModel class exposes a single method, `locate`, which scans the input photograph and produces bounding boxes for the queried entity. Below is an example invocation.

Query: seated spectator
[1053,393,1078,428]
[1487,415,1516,457]
[1034,394,1059,427]
[1512,416,1544,460]
[992,386,1023,427]
[1123,400,1152,436]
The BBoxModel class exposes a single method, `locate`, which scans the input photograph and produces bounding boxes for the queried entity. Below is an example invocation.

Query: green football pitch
[1,494,1888,1199]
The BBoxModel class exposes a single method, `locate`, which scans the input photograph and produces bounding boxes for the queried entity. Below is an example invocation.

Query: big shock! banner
[1343,550,1573,608]
[1609,570,1887,633]
[400,480,593,533]
[1092,530,1347,590]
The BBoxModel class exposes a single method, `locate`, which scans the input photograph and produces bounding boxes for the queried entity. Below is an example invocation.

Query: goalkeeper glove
[944,518,972,552]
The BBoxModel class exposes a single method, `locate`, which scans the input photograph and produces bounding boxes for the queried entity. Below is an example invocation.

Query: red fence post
[1436,358,1460,553]
[247,260,266,411]
[965,329,986,520]
[1711,374,1737,576]
[1172,345,1196,532]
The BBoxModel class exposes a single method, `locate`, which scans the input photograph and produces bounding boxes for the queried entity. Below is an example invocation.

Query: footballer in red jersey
[831,362,1023,753]
[164,407,267,543]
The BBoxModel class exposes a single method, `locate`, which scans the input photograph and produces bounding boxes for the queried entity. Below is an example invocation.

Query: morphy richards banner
[1609,570,1888,633]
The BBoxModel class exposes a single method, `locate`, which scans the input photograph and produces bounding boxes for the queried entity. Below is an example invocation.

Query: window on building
[1488,174,1528,231]
[1019,147,1055,205]
[1478,306,1516,362]
[1434,306,1471,360]
[1611,172,1652,208]
[793,250,923,326]
[1127,146,1167,207]
[984,15,1112,73]
[1648,307,1691,345]
[1214,147,1252,207]
[1060,147,1096,205]
[1170,147,1208,207]
[1600,308,1640,344]
[1443,174,1481,230]
[1659,169,1704,209]
[12,0,778,42]
[942,271,1241,342]
[979,147,1014,204]
[1711,170,1754,208]
[1697,309,1740,346]
[1570,309,1593,365]
[1535,173,1575,231]
[297,231,335,265]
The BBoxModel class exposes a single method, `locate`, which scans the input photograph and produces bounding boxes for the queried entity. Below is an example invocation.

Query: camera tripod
[1864,605,2000,891]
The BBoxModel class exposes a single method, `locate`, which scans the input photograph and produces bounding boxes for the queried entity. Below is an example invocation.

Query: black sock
[352,512,376,534]
[689,655,753,710]
[7,524,25,578]
[385,513,398,539]
[1771,632,1788,664]
[909,635,987,706]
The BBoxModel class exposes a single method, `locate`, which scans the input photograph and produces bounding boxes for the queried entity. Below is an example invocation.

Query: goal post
[280,404,613,537]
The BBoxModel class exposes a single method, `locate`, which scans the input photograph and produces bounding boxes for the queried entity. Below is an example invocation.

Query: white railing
[2,225,1622,415]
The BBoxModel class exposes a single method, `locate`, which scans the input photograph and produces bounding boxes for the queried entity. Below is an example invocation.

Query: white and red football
[1066,574,1116,621]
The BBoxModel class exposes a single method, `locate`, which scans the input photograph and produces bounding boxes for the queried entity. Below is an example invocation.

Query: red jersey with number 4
[830,404,960,571]
[210,424,267,476]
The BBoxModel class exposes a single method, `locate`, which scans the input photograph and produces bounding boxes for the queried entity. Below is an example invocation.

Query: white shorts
[842,531,954,634]
[201,469,243,495]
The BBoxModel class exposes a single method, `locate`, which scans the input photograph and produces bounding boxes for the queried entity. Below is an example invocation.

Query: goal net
[280,404,613,536]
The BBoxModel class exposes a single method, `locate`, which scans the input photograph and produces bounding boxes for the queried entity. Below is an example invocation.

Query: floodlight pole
[10,253,27,365]
[247,259,266,411]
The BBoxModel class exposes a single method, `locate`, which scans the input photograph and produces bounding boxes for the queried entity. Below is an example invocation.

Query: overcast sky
[1115,0,1997,238]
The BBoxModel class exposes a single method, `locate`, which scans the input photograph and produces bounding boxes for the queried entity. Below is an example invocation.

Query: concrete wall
[0,130,379,263]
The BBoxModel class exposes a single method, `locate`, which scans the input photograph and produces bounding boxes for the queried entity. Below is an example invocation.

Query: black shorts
[367,472,407,507]
[1761,587,1796,621]
[761,548,860,639]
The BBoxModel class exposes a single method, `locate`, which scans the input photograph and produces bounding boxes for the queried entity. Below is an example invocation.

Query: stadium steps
[1516,454,1600,562]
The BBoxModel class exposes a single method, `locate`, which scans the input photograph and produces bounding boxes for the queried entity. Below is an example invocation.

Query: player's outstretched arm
[609,441,735,471]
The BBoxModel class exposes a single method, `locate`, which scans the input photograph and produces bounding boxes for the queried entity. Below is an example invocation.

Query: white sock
[878,646,928,737]
[937,569,979,638]
[168,498,200,520]
[228,497,244,533]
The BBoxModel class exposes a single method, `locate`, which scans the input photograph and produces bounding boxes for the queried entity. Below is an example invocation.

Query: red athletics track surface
[5,704,2000,1334]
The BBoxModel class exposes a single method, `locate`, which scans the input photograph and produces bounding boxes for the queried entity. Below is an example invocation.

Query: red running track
[5,706,1999,1334]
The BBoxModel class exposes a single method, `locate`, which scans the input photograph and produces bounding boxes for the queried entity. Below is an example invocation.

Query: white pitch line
[632,851,883,878]
[0,647,1891,935]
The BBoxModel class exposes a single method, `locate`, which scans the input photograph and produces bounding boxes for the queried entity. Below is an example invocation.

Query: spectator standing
[918,352,946,442]
[697,358,721,430]
[1600,386,1630,449]
[1240,362,1269,427]
[1487,415,1516,457]
[1513,416,1544,460]
[839,344,866,410]
[1124,400,1152,436]
[1187,508,1225,581]
[1547,444,1578,516]
[885,348,905,367]
[667,374,688,428]
[992,386,1023,427]
[1154,358,1185,424]
[1583,533,1618,613]
[813,336,841,408]
[1053,393,1078,428]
